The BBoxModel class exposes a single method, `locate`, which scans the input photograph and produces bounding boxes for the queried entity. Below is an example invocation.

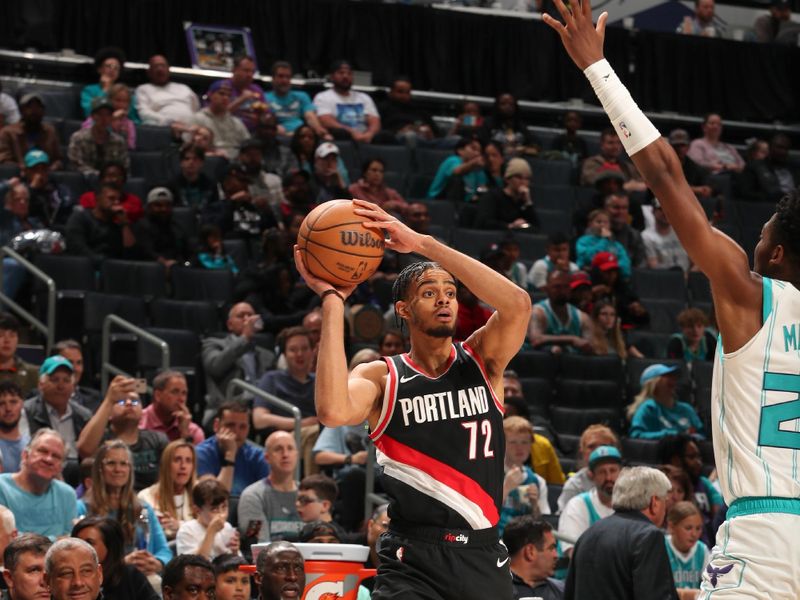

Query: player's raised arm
[294,247,382,428]
[542,0,759,328]
[354,199,532,377]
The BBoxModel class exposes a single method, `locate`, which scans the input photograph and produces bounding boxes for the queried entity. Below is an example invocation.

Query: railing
[101,315,169,392]
[0,246,55,353]
[364,443,389,522]
[226,378,302,482]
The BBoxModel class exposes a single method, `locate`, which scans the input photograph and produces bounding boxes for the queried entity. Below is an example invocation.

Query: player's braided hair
[391,261,449,332]
[773,188,800,260]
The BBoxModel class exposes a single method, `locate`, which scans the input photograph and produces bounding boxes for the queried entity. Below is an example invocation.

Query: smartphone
[134,378,148,394]
[245,520,262,538]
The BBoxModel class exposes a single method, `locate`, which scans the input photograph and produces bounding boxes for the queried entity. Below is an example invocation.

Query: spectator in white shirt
[176,479,241,560]
[642,199,692,272]
[136,55,200,136]
[313,60,380,143]
[0,82,20,128]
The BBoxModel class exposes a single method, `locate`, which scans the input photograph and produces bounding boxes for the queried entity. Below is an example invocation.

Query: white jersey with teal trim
[712,277,800,502]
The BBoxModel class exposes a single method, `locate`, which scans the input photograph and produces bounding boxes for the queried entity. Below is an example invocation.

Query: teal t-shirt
[427,155,487,202]
[629,399,706,440]
[665,536,709,589]
[265,90,315,133]
[0,473,77,539]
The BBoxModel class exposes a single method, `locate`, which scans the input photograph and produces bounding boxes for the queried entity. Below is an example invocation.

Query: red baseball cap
[591,252,620,271]
[569,272,591,290]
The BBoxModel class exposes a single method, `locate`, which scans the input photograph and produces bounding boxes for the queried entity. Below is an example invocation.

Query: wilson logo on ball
[339,231,385,249]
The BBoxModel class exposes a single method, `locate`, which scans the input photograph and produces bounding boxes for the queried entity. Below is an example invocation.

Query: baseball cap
[588,445,622,470]
[146,186,174,204]
[594,168,625,184]
[591,252,620,271]
[668,129,690,146]
[206,80,233,95]
[219,161,249,180]
[314,142,340,159]
[39,355,74,377]
[299,520,345,543]
[569,272,592,290]
[19,92,45,107]
[90,96,114,114]
[24,149,50,168]
[639,364,680,385]
[239,138,263,152]
[504,157,532,180]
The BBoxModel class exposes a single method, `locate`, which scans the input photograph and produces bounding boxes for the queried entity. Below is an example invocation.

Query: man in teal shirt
[427,137,487,203]
[266,61,330,139]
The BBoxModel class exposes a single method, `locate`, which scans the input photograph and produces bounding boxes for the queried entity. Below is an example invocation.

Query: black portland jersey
[369,342,505,529]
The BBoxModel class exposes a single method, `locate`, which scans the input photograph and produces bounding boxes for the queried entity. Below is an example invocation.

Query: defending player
[293,198,531,600]
[543,3,800,597]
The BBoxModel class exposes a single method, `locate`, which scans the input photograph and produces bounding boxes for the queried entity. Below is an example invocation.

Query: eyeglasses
[102,460,131,469]
[115,398,140,406]
[295,495,320,506]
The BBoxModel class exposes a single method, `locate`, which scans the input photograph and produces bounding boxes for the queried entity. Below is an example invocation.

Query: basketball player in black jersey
[293,198,531,600]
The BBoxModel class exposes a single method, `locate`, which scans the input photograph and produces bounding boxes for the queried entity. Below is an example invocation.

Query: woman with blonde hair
[78,440,172,577]
[138,439,196,540]
[628,364,705,440]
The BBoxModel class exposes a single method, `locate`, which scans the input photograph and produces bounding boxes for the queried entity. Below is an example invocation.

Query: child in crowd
[296,474,338,524]
[527,232,579,290]
[176,479,241,560]
[665,501,710,590]
[212,554,251,600]
[195,224,239,274]
[575,209,632,279]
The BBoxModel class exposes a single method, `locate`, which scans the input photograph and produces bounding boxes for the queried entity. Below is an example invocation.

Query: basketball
[297,199,385,286]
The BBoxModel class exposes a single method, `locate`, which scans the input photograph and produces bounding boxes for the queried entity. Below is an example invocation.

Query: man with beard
[76,375,167,491]
[603,193,646,268]
[0,94,61,170]
[266,61,329,139]
[133,186,193,269]
[238,138,285,218]
[54,340,99,414]
[558,446,622,557]
[219,55,266,132]
[43,539,102,600]
[64,182,137,266]
[136,54,200,135]
[527,270,593,354]
[254,541,305,600]
[295,198,532,600]
[311,143,350,205]
[2,534,51,600]
[313,60,381,143]
[0,382,28,474]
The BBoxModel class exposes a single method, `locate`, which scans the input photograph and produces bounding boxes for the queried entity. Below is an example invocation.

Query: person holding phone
[77,375,169,491]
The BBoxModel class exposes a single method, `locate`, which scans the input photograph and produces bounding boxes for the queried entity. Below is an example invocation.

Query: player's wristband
[321,289,345,303]
[583,59,661,156]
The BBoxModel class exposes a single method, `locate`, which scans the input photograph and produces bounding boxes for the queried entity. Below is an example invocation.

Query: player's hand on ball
[353,199,423,254]
[294,245,357,299]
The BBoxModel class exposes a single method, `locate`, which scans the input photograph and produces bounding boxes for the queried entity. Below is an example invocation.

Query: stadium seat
[625,331,671,359]
[149,298,221,334]
[130,151,178,184]
[415,148,452,175]
[136,125,174,151]
[621,438,662,465]
[101,259,167,299]
[451,228,506,259]
[332,141,360,177]
[201,155,228,181]
[632,268,687,302]
[546,484,562,514]
[359,144,412,174]
[222,239,249,270]
[687,271,712,304]
[84,292,148,334]
[383,171,407,197]
[527,159,573,186]
[171,267,234,305]
[555,379,623,409]
[550,405,622,436]
[62,119,84,145]
[519,377,555,419]
[643,299,686,334]
[419,199,457,228]
[508,351,559,381]
[406,174,434,199]
[123,177,148,202]
[172,207,198,239]
[559,354,623,384]
[536,209,571,236]
[531,185,574,213]
[33,88,82,120]
[32,254,96,341]
[0,165,20,180]
[140,327,201,370]
[50,171,90,198]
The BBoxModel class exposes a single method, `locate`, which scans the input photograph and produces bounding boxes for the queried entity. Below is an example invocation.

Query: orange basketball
[297,199,385,285]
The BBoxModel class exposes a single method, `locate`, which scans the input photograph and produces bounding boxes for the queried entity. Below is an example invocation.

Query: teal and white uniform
[700,277,800,598]
[534,299,584,353]
[666,535,710,589]
[557,487,613,552]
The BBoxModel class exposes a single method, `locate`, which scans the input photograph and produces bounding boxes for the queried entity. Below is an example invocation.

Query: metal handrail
[101,315,170,392]
[226,378,302,482]
[0,246,55,353]
[364,443,389,522]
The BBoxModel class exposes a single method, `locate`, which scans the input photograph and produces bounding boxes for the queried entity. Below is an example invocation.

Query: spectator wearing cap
[193,81,249,160]
[628,365,705,441]
[564,467,675,600]
[527,232,580,291]
[754,0,795,43]
[213,55,267,132]
[0,429,78,538]
[0,313,39,397]
[0,93,62,169]
[527,270,593,355]
[19,149,74,226]
[80,47,139,122]
[78,161,143,224]
[642,200,691,272]
[133,186,194,269]
[313,60,381,143]
[427,137,488,203]
[0,81,20,128]
[576,209,632,279]
[568,272,593,314]
[23,356,91,463]
[136,54,200,133]
[54,339,100,414]
[668,129,714,202]
[65,182,138,266]
[67,97,130,176]
[603,193,646,268]
[580,128,646,192]
[347,157,407,214]
[558,445,622,556]
[557,424,620,512]
[208,162,278,240]
[677,0,723,37]
[312,142,351,204]
[81,82,137,150]
[239,138,285,217]
[266,61,330,139]
[169,145,220,210]
[589,251,650,329]
[506,516,564,600]
[475,157,539,231]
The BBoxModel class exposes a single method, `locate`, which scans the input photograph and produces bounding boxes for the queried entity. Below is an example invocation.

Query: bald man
[255,542,305,600]
[238,431,302,546]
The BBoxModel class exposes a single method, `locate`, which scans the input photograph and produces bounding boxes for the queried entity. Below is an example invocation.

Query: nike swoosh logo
[603,73,611,81]
[399,374,422,383]
[496,557,509,568]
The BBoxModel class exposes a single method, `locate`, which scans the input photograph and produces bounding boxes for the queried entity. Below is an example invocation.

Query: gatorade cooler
[249,542,376,600]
